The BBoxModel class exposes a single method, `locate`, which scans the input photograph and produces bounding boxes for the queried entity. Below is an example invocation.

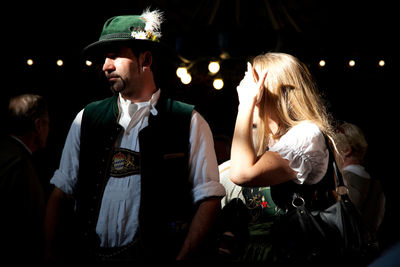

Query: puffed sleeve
[269,121,329,185]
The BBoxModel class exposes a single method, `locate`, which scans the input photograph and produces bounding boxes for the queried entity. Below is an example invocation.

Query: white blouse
[50,90,225,247]
[269,121,329,185]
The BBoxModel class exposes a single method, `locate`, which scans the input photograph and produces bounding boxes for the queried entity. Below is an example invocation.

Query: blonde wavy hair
[252,52,334,155]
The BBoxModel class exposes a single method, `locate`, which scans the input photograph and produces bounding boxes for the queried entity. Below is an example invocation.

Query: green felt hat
[84,9,164,56]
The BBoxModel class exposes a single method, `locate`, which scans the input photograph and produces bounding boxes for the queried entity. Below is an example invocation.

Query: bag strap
[324,135,349,197]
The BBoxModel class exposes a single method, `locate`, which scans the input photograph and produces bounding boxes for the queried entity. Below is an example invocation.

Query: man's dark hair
[129,43,162,88]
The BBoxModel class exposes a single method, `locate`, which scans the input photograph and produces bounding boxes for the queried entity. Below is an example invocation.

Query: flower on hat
[131,31,147,40]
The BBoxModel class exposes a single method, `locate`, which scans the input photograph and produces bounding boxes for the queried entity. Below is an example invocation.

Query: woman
[231,52,335,190]
[228,52,337,262]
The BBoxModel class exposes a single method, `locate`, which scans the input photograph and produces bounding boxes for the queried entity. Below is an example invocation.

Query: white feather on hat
[141,8,164,39]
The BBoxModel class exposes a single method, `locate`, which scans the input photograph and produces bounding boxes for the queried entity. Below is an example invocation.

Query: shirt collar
[343,164,371,179]
[148,89,160,116]
[9,135,32,154]
[119,89,160,117]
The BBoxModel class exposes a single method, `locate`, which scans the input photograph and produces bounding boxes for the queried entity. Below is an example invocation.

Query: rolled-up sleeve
[189,111,226,203]
[50,110,83,195]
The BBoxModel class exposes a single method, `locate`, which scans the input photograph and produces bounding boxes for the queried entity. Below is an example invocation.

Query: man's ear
[141,51,153,69]
[343,147,352,157]
[34,118,41,134]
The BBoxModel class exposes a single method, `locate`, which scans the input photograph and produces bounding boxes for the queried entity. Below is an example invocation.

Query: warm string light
[208,61,220,74]
[176,66,192,84]
[209,61,223,90]
[24,57,387,70]
[176,61,224,88]
[213,78,224,90]
[348,60,356,67]
[24,57,388,90]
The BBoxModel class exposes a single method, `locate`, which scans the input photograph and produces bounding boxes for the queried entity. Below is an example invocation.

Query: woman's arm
[230,63,296,187]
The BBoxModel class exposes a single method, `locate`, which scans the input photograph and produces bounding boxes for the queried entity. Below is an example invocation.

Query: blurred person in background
[335,122,385,248]
[0,94,49,261]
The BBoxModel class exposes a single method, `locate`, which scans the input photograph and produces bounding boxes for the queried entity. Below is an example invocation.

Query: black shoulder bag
[269,136,379,266]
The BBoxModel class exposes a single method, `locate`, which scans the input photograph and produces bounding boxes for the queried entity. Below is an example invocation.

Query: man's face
[38,113,50,149]
[34,112,50,150]
[102,46,142,95]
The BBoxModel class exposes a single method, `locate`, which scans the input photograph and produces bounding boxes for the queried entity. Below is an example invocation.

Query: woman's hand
[236,62,268,106]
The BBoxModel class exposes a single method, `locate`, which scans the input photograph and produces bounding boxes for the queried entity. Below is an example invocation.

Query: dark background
[2,0,398,253]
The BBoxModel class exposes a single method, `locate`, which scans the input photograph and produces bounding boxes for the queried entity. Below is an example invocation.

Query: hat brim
[83,38,179,63]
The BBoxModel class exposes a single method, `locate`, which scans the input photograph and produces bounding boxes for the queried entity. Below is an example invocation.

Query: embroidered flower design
[261,196,269,208]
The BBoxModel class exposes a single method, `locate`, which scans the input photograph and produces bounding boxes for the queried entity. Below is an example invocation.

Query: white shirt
[269,121,329,185]
[343,165,371,179]
[50,90,225,247]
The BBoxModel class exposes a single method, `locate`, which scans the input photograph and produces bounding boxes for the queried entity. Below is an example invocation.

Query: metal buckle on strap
[291,193,305,208]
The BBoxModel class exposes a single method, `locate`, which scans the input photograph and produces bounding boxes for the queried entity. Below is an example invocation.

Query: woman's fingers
[237,63,268,105]
[255,70,268,104]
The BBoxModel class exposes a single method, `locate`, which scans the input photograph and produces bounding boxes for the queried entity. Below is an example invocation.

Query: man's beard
[109,77,127,94]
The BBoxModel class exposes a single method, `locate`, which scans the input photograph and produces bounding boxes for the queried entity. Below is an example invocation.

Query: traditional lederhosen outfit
[50,10,225,261]
[51,90,225,260]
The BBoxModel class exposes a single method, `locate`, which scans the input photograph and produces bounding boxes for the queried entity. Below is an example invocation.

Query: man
[0,94,49,261]
[44,9,225,262]
[336,122,385,246]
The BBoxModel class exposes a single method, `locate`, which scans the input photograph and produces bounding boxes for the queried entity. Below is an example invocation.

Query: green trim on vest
[81,95,120,134]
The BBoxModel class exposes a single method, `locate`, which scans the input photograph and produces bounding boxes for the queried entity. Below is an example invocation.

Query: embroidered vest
[75,93,194,258]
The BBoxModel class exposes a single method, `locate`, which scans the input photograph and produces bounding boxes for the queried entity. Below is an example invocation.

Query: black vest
[75,93,194,258]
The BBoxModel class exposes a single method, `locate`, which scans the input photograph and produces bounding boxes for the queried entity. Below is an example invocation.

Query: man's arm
[43,187,67,260]
[176,198,221,260]
[179,110,225,260]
